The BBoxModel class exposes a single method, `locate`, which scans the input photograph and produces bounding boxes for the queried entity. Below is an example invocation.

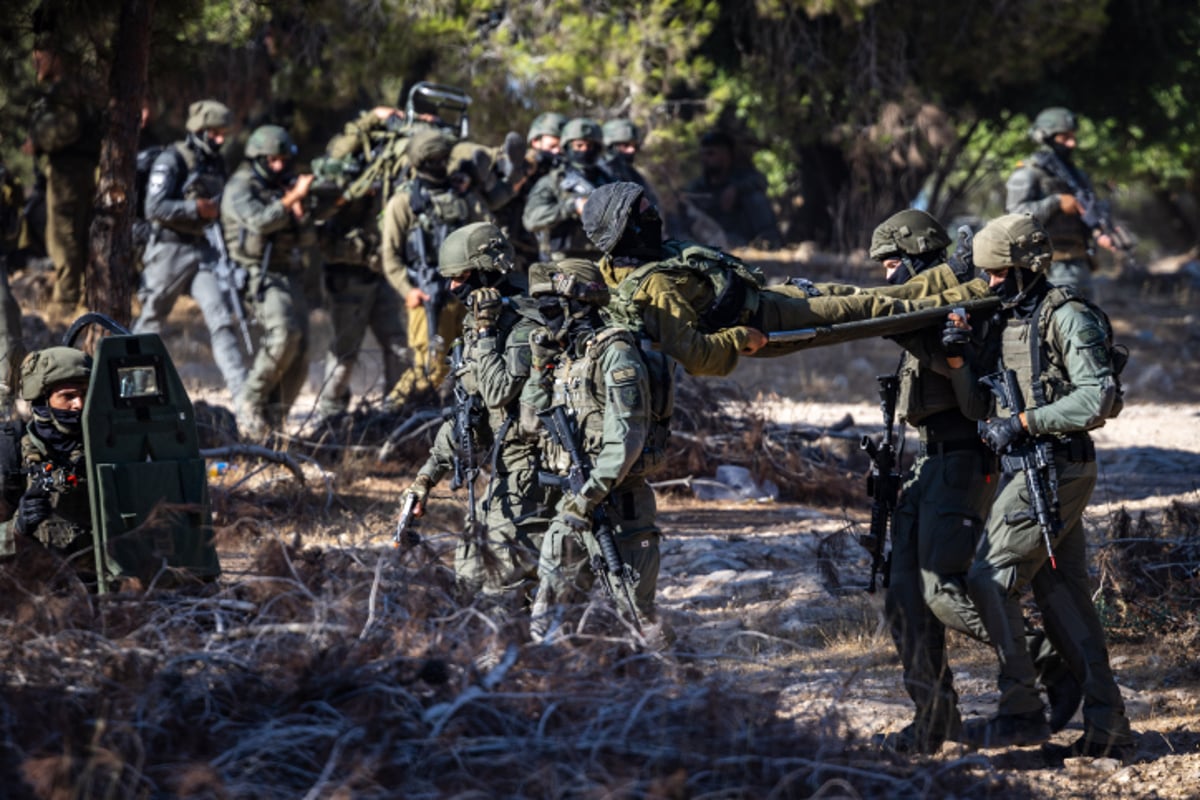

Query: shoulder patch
[611,366,638,384]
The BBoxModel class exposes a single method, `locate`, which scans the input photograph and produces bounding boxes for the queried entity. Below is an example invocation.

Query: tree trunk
[86,0,154,328]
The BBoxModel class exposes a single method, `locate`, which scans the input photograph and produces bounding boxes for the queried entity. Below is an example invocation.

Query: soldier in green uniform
[521,259,667,644]
[946,213,1134,759]
[522,118,616,261]
[580,182,990,378]
[490,112,565,271]
[401,222,553,607]
[601,119,658,206]
[311,138,407,422]
[869,209,1079,754]
[381,130,490,409]
[0,160,27,416]
[26,42,101,318]
[1006,107,1114,299]
[8,347,94,576]
[134,100,247,403]
[220,124,316,438]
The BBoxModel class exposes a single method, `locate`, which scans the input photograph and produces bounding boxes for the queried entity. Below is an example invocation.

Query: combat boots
[877,711,963,755]
[962,709,1050,749]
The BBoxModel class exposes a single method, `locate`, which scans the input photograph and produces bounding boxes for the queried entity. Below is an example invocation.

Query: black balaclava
[885,249,946,286]
[30,403,83,461]
[610,203,663,261]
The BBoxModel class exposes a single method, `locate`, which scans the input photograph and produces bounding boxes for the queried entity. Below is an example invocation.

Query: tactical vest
[226,165,308,271]
[1001,286,1126,425]
[896,350,969,433]
[606,240,766,335]
[550,325,674,477]
[1028,151,1092,259]
[151,141,226,237]
[19,429,91,551]
[402,179,472,281]
[318,193,381,270]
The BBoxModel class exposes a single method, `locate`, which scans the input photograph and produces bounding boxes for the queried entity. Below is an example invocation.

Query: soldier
[868,209,1080,755]
[946,213,1134,759]
[26,40,101,319]
[1006,107,1113,298]
[8,347,94,575]
[134,100,247,403]
[401,222,552,609]
[491,112,566,271]
[0,159,27,416]
[310,149,407,423]
[580,182,989,378]
[601,119,658,205]
[682,130,781,250]
[381,129,490,409]
[521,259,668,645]
[220,124,315,438]
[522,117,616,261]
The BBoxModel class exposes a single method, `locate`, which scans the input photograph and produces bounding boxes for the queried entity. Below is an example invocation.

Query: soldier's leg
[133,239,199,334]
[273,279,310,420]
[0,263,25,412]
[238,271,306,434]
[386,304,435,407]
[609,481,660,622]
[45,163,93,311]
[316,266,373,417]
[428,299,467,392]
[367,277,409,392]
[1029,463,1133,746]
[481,463,549,598]
[189,266,248,403]
[965,475,1049,720]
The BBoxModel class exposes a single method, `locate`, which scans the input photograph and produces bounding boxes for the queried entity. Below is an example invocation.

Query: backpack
[1032,286,1128,420]
[134,144,166,219]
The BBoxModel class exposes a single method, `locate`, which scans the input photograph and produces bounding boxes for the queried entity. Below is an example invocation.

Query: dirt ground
[6,259,1200,797]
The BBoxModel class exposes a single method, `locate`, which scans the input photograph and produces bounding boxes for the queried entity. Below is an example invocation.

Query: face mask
[450,282,473,304]
[612,207,662,259]
[566,146,598,168]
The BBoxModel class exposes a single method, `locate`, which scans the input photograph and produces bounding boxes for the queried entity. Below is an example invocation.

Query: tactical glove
[947,225,976,283]
[941,314,972,358]
[469,287,504,331]
[14,485,51,537]
[560,492,592,533]
[529,326,562,372]
[979,415,1026,454]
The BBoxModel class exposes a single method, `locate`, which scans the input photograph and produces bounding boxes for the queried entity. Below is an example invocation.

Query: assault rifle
[406,226,448,376]
[1035,151,1143,274]
[979,369,1061,569]
[536,405,643,634]
[25,462,80,496]
[447,339,481,537]
[203,222,254,353]
[560,169,598,198]
[860,374,901,593]
[392,490,420,548]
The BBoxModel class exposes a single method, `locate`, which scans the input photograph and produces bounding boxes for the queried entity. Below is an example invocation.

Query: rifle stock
[203,223,253,352]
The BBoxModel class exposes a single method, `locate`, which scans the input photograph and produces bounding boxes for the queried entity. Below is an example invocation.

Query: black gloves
[15,486,51,536]
[979,415,1026,454]
[941,312,971,358]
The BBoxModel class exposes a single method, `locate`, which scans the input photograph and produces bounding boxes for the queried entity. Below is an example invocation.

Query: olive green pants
[966,456,1132,744]
[44,158,96,309]
[241,268,309,423]
[387,299,466,407]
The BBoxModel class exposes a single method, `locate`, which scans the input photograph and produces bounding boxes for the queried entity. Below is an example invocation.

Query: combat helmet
[869,209,951,261]
[602,119,639,147]
[560,118,603,146]
[186,100,232,133]
[407,129,455,168]
[528,259,610,306]
[19,346,92,403]
[581,182,645,254]
[528,112,568,143]
[1029,107,1077,144]
[973,213,1052,307]
[245,124,296,158]
[438,222,514,279]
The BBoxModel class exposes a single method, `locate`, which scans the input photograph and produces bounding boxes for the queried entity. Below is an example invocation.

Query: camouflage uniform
[522,261,666,638]
[522,118,616,261]
[381,131,489,407]
[28,79,100,314]
[950,214,1133,755]
[1006,109,1098,297]
[135,100,247,402]
[582,183,989,378]
[221,127,313,433]
[309,153,406,419]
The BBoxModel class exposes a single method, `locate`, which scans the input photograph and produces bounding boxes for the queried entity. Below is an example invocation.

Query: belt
[1055,433,1096,462]
[918,439,984,458]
